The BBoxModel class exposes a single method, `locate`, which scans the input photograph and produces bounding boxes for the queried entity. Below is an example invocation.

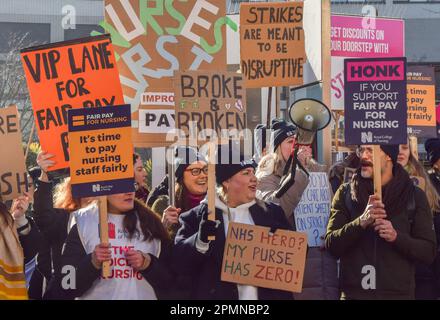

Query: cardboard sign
[21,35,124,171]
[67,105,134,198]
[240,2,305,88]
[104,0,229,147]
[294,173,331,248]
[0,106,29,201]
[344,57,407,145]
[407,66,436,138]
[221,222,307,293]
[331,15,404,110]
[174,71,246,145]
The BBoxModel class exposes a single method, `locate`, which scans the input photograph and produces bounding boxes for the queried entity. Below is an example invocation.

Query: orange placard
[103,0,229,147]
[240,2,305,88]
[67,105,134,198]
[20,35,124,171]
[0,106,29,201]
[406,66,436,137]
[221,222,307,293]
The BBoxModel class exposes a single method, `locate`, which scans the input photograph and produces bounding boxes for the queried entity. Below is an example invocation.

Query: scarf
[350,163,414,216]
[0,213,28,300]
[184,192,206,212]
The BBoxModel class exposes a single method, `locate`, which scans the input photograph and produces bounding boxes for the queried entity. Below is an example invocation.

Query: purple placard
[344,57,407,145]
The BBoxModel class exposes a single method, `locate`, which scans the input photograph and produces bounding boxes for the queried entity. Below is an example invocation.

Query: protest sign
[240,2,305,88]
[0,106,28,201]
[407,66,436,138]
[294,173,331,247]
[331,15,404,110]
[344,57,407,145]
[103,0,230,147]
[221,222,307,293]
[67,104,134,198]
[174,70,246,145]
[21,34,124,171]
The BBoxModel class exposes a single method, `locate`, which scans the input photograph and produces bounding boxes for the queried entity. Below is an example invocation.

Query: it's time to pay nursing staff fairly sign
[344,57,407,145]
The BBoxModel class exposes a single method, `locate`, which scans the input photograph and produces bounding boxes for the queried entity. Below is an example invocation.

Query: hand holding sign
[359,194,387,229]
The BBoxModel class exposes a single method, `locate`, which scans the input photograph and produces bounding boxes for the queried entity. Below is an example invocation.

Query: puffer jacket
[256,157,309,228]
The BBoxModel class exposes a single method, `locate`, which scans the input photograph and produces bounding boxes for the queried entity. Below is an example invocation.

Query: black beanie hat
[216,142,256,185]
[380,145,399,165]
[270,118,296,151]
[174,147,206,182]
[425,138,440,166]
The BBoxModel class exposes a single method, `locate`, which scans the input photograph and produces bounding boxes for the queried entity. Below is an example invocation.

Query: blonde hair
[53,177,81,212]
[256,147,285,179]
[404,143,440,213]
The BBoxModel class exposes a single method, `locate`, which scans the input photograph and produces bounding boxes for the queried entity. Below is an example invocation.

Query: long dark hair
[123,199,170,243]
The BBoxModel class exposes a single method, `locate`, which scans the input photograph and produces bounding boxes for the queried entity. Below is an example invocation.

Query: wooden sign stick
[372,145,382,199]
[98,196,111,278]
[208,141,216,241]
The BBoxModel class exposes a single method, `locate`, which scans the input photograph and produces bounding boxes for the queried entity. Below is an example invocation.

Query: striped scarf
[0,214,28,300]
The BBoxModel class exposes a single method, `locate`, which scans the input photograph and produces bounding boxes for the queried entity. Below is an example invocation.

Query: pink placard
[346,60,405,82]
[331,15,404,58]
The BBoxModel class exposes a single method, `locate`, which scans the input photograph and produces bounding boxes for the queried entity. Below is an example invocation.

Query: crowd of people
[1,118,440,300]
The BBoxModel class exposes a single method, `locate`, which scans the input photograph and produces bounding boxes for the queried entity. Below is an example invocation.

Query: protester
[134,153,150,203]
[326,145,437,299]
[32,151,95,298]
[0,194,42,300]
[256,119,309,228]
[148,147,208,237]
[173,143,293,300]
[291,146,339,300]
[59,193,174,300]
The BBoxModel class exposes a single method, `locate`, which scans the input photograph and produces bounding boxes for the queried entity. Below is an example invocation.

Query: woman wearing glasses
[148,147,208,238]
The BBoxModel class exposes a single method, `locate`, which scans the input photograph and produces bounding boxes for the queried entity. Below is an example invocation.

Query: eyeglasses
[185,167,209,176]
[356,146,373,157]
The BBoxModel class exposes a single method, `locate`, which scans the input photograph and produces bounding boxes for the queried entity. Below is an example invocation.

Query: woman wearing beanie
[173,143,294,300]
[256,118,309,228]
[59,193,174,300]
[147,147,208,238]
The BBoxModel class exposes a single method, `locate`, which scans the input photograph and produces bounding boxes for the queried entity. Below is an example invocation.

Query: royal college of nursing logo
[361,131,373,143]
[92,184,101,192]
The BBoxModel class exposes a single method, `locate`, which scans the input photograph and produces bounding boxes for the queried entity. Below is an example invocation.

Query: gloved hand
[198,209,219,243]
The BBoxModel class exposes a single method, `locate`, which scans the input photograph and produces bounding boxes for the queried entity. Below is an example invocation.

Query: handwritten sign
[0,106,28,201]
[240,2,305,88]
[20,35,124,171]
[331,15,404,110]
[344,57,407,145]
[174,70,246,145]
[103,0,230,147]
[294,172,331,248]
[221,222,307,293]
[407,66,436,138]
[68,105,134,198]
